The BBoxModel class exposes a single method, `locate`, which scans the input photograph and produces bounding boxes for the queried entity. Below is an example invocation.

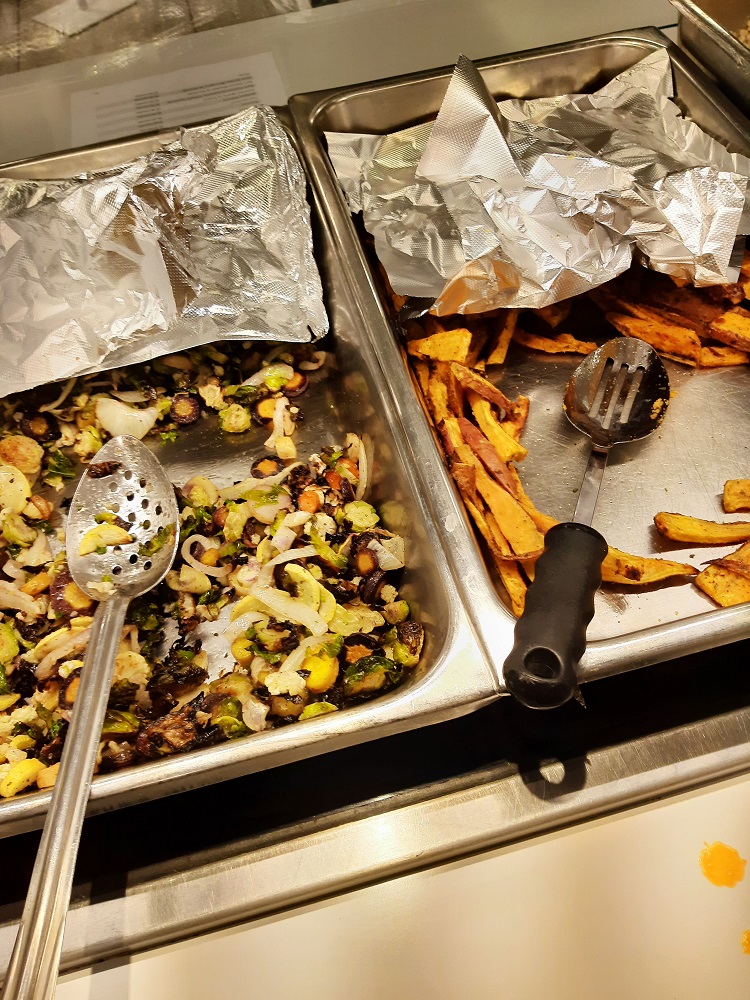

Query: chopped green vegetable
[101,710,140,736]
[382,600,410,625]
[197,588,223,606]
[384,621,424,667]
[210,696,249,738]
[309,527,347,572]
[299,702,338,720]
[224,384,262,404]
[264,371,290,392]
[343,655,401,697]
[0,663,9,696]
[160,429,179,444]
[218,404,252,434]
[138,524,174,557]
[2,513,37,548]
[343,501,380,532]
[0,624,20,667]
[94,511,118,524]
[46,450,76,479]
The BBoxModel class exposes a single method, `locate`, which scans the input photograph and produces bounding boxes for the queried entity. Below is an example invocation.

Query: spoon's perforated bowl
[66,435,179,599]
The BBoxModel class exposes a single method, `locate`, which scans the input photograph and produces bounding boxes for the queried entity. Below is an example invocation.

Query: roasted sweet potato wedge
[712,540,750,581]
[407,327,473,363]
[487,311,519,366]
[654,512,750,545]
[467,392,527,463]
[694,564,750,607]
[698,345,749,368]
[457,417,518,497]
[708,307,750,352]
[513,329,597,355]
[535,301,572,329]
[411,359,431,396]
[724,480,750,514]
[606,311,701,364]
[463,499,527,615]
[601,547,697,586]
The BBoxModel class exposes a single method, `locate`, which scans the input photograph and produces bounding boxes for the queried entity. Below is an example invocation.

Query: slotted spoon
[4,435,178,1000]
[503,337,670,711]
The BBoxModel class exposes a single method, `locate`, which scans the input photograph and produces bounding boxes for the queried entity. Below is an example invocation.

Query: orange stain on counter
[699,842,747,888]
[742,931,750,955]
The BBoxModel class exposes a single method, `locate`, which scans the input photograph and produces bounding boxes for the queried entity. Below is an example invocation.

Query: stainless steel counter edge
[288,26,750,696]
[3,698,750,980]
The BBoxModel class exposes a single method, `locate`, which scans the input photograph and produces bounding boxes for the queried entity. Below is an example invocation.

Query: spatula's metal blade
[564,337,670,450]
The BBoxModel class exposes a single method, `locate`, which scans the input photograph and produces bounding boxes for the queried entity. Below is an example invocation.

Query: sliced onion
[256,544,317,588]
[0,581,41,617]
[355,438,369,501]
[241,694,269,733]
[3,559,26,581]
[181,535,232,579]
[279,633,333,675]
[121,625,141,652]
[39,377,76,413]
[367,536,405,570]
[17,532,52,568]
[299,352,327,371]
[264,397,289,449]
[251,491,292,525]
[37,626,91,680]
[243,363,294,388]
[219,462,301,501]
[224,610,266,644]
[110,389,149,404]
[96,398,158,440]
[253,585,328,636]
[272,511,311,553]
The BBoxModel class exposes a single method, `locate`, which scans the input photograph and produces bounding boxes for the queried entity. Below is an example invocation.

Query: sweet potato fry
[712,540,750,581]
[411,359,431,396]
[708,307,750,352]
[467,392,527,463]
[450,463,479,505]
[724,480,750,513]
[641,286,724,328]
[694,564,750,607]
[441,418,543,557]
[601,548,697,585]
[487,311,518,366]
[407,327,473,363]
[654,512,750,545]
[499,395,530,442]
[741,250,750,298]
[434,361,464,415]
[463,499,527,615]
[698,345,749,368]
[426,371,451,423]
[449,363,523,419]
[606,311,701,364]
[535,301,572,329]
[457,417,518,497]
[513,329,597,355]
[506,467,558,533]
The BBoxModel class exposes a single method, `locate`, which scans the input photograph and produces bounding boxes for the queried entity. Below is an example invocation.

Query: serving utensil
[503,337,670,710]
[4,436,178,1000]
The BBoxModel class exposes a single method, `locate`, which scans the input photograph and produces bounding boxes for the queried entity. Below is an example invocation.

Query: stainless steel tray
[289,28,750,696]
[0,120,496,837]
[672,0,750,119]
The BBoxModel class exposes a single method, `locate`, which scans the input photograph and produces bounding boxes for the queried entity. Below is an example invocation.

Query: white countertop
[57,772,750,1000]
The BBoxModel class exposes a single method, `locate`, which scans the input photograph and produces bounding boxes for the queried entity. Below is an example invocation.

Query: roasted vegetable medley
[0,342,424,799]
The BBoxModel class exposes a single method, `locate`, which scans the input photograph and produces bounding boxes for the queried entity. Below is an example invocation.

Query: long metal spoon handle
[573,446,609,526]
[3,596,128,1000]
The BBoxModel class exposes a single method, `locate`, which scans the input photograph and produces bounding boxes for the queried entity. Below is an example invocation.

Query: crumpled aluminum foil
[326,50,750,315]
[0,106,328,398]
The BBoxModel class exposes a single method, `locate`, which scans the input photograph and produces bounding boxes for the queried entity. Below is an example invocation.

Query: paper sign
[71,53,286,147]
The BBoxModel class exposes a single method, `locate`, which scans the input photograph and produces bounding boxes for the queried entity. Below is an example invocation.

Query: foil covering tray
[289,28,750,697]
[0,118,494,837]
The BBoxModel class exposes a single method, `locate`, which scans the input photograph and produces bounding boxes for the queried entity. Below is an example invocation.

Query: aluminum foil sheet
[0,107,328,398]
[326,51,750,314]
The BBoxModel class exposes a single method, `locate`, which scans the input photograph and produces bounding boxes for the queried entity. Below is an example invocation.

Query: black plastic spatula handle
[503,521,608,710]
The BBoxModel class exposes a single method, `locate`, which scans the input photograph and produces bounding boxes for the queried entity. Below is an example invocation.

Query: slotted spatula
[503,337,670,710]
[4,435,178,1000]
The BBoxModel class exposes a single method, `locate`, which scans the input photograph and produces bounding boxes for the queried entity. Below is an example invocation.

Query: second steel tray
[289,27,750,694]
